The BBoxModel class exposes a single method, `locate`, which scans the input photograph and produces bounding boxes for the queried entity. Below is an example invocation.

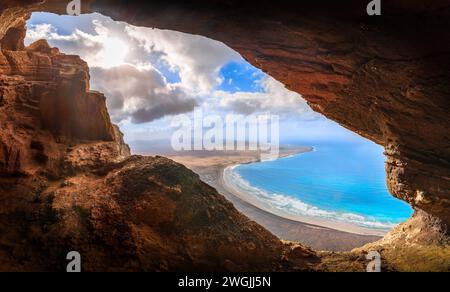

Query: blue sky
[26,12,369,153]
[218,62,265,93]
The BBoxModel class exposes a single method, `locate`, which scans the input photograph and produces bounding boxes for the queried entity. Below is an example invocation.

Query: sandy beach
[167,148,382,251]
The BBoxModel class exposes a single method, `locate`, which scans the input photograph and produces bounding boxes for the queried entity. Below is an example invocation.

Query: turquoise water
[228,140,413,231]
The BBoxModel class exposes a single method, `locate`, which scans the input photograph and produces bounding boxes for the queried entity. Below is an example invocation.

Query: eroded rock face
[0,156,296,272]
[0,21,122,177]
[0,0,448,271]
[72,0,450,234]
[0,4,315,272]
[354,210,450,272]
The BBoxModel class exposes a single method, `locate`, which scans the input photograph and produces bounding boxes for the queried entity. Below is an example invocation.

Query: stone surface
[0,5,314,272]
[0,0,448,271]
[74,0,450,234]
[0,156,293,272]
[354,210,450,272]
[0,22,121,177]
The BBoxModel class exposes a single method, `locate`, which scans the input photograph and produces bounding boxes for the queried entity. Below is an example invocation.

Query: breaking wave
[223,165,398,231]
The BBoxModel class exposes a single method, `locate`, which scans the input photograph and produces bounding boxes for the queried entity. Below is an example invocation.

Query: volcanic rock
[0,0,448,271]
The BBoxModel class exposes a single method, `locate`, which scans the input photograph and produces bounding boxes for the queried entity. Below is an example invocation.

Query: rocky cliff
[76,0,450,269]
[80,0,450,234]
[0,24,126,177]
[0,10,315,272]
[0,0,448,271]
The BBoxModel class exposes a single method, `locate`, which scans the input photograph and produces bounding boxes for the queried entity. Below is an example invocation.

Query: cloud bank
[25,13,320,129]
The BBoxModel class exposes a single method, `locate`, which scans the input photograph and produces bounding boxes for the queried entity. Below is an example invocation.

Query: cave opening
[24,11,414,252]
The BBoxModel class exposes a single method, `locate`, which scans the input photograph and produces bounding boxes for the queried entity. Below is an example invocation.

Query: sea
[224,140,414,232]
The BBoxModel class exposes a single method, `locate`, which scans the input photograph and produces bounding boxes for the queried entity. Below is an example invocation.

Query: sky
[25,12,367,153]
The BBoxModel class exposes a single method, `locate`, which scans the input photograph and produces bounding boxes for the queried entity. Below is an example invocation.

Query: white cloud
[25,13,318,127]
[90,65,197,123]
[25,17,199,123]
[125,26,241,94]
[215,76,320,120]
[25,22,105,66]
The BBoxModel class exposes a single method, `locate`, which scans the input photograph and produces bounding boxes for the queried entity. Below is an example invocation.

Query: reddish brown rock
[77,0,450,234]
[0,5,311,272]
[0,155,294,272]
[0,25,25,50]
[26,39,54,54]
[0,28,121,177]
[0,29,295,269]
[0,0,448,272]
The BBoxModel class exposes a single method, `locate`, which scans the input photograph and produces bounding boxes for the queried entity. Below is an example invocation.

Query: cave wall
[1,1,449,231]
[83,0,450,231]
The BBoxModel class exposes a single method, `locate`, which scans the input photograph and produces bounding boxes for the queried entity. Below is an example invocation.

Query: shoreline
[168,148,383,251]
[220,148,390,236]
[222,163,388,237]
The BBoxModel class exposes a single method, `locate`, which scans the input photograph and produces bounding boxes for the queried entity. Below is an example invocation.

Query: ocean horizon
[224,140,414,232]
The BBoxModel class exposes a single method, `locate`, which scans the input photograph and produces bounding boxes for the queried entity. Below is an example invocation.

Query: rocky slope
[79,0,450,234]
[0,0,448,271]
[0,34,127,176]
[71,0,450,270]
[0,14,318,272]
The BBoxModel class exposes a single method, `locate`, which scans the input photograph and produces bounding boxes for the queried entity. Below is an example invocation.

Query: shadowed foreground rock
[1,155,299,271]
[0,16,318,272]
[0,0,449,271]
[82,0,450,235]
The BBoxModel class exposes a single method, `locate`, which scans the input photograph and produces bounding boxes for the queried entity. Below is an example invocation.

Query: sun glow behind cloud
[25,12,363,150]
[99,37,129,68]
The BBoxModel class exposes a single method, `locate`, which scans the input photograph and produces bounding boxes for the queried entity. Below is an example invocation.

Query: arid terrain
[0,0,449,272]
[169,150,382,252]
